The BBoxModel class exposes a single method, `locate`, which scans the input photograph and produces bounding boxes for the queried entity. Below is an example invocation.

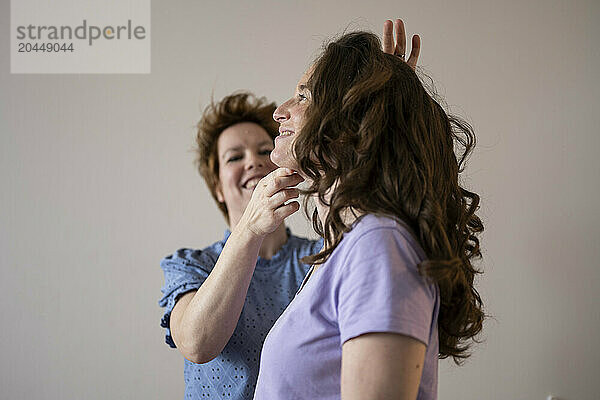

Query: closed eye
[227,155,242,163]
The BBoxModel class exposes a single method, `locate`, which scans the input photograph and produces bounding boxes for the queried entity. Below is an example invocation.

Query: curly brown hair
[195,92,279,220]
[294,31,485,363]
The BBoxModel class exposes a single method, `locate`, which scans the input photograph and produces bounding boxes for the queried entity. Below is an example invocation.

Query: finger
[394,19,406,57]
[382,20,394,54]
[272,167,297,179]
[271,188,300,208]
[275,167,303,181]
[274,201,300,220]
[266,173,304,196]
[260,168,300,194]
[406,34,421,70]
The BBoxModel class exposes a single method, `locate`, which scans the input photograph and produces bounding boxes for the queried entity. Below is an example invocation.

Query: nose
[245,151,264,170]
[273,101,290,123]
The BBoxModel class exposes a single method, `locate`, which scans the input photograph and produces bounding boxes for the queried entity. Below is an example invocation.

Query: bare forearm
[177,224,263,362]
[171,168,302,363]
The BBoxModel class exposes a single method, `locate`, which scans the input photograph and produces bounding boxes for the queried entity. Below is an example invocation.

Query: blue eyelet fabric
[159,229,322,399]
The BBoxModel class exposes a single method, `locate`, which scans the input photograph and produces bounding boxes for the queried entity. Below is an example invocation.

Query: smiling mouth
[242,177,262,190]
[278,129,295,137]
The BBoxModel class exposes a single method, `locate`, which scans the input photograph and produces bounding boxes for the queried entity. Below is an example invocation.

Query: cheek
[294,104,308,130]
[219,165,241,191]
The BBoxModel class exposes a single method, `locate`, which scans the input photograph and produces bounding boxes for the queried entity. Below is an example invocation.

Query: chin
[270,150,298,170]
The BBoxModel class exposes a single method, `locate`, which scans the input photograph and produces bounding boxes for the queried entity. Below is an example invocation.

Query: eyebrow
[221,141,274,159]
[298,84,309,91]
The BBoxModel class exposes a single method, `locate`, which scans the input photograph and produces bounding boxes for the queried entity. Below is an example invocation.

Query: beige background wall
[1,0,598,399]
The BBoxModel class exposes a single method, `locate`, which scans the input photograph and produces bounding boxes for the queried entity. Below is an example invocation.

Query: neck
[312,192,363,244]
[257,223,289,259]
[228,214,289,260]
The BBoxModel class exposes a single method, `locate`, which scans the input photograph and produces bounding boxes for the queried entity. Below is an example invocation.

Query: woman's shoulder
[342,214,426,259]
[160,238,224,272]
[348,214,413,238]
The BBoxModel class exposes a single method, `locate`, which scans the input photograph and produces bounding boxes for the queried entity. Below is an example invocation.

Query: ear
[215,182,225,203]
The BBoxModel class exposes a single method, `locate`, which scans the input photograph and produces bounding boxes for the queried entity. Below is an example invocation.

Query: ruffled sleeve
[158,248,217,348]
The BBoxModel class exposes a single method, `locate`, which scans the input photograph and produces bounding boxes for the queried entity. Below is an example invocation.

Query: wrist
[232,215,265,243]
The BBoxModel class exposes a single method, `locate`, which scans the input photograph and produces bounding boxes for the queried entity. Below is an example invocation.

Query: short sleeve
[336,227,437,346]
[158,248,217,348]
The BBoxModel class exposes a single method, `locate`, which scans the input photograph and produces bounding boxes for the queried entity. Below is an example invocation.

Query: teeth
[279,131,294,136]
[244,177,261,190]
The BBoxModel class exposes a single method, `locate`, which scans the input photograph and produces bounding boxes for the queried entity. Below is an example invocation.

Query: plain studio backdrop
[1,0,599,399]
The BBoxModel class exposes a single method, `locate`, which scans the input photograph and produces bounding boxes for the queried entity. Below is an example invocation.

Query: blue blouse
[159,229,322,399]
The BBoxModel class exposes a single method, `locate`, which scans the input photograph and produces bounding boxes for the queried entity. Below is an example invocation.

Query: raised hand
[382,19,420,70]
[239,168,303,237]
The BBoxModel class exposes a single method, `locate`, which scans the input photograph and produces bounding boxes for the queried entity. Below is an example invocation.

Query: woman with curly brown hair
[254,25,484,400]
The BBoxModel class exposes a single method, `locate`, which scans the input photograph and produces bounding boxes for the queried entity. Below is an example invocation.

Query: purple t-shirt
[254,215,440,400]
